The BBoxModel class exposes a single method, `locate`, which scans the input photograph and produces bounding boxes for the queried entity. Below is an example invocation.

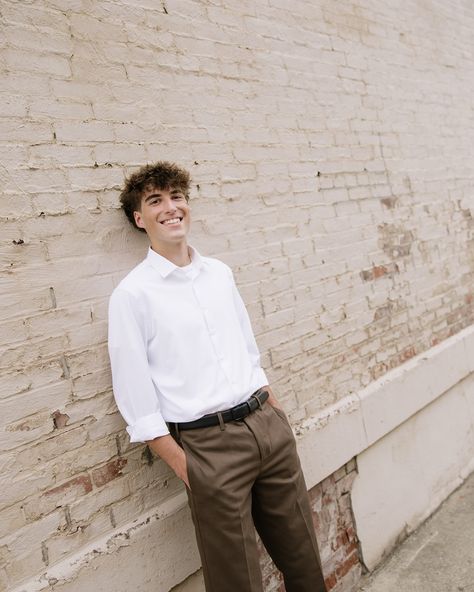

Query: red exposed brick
[373,265,388,279]
[345,525,357,541]
[399,346,416,362]
[325,572,337,590]
[91,458,127,487]
[336,531,349,548]
[335,551,359,579]
[45,474,92,497]
[346,540,359,553]
[360,262,399,282]
[371,362,389,380]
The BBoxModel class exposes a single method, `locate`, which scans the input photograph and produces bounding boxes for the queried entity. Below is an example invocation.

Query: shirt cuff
[126,412,170,443]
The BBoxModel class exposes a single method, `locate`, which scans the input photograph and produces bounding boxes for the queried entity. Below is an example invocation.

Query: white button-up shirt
[108,246,268,443]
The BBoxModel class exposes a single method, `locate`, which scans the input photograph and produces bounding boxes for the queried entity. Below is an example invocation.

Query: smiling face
[133,185,191,248]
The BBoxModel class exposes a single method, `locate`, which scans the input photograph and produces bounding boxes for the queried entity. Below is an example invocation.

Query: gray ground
[358,471,474,592]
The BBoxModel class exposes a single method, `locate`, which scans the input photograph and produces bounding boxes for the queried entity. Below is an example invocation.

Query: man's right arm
[108,288,190,487]
[146,435,190,489]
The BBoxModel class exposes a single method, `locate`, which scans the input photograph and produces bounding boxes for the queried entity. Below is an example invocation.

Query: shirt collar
[146,245,204,278]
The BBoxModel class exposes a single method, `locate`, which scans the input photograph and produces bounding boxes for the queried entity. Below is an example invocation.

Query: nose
[163,197,177,213]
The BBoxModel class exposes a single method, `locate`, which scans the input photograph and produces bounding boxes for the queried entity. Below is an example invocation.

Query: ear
[133,210,145,229]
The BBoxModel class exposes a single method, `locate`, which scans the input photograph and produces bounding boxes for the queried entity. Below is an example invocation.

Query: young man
[108,161,327,592]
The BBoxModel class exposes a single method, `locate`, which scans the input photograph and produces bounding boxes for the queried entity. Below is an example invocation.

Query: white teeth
[162,218,181,225]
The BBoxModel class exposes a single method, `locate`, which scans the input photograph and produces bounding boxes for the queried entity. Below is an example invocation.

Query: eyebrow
[144,188,184,202]
[144,193,161,202]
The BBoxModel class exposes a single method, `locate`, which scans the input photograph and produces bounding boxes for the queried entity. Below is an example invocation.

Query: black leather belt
[168,389,269,431]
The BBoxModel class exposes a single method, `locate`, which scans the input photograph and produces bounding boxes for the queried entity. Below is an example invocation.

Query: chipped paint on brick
[51,410,70,429]
[378,223,415,259]
[91,458,127,488]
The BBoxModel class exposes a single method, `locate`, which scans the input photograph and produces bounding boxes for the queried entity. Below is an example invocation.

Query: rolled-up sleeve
[108,288,169,442]
[227,267,268,386]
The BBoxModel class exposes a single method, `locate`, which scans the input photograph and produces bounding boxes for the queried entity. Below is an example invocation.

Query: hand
[264,385,284,411]
[146,434,191,489]
[174,450,191,489]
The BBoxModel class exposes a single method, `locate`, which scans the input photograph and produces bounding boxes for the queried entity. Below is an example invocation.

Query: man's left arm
[262,384,283,410]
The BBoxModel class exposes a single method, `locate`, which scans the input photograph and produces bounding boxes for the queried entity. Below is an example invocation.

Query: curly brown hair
[119,161,191,232]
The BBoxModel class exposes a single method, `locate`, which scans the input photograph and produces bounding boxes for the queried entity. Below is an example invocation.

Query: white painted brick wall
[1,0,474,589]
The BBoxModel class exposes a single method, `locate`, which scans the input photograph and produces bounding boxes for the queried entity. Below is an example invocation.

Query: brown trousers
[172,401,327,592]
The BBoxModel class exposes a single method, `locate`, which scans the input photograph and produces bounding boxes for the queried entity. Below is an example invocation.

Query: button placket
[191,276,240,393]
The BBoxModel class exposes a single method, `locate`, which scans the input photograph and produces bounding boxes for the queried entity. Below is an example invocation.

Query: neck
[150,240,191,267]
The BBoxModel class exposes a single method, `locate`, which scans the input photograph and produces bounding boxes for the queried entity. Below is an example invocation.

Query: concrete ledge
[298,324,474,489]
[352,373,474,569]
